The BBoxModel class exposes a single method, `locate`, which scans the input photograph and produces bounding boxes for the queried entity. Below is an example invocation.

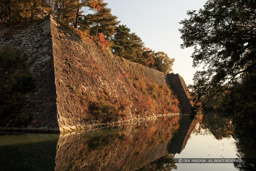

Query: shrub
[88,100,119,123]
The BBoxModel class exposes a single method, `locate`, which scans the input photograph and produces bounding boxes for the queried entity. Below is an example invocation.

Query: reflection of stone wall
[55,117,180,171]
[167,74,193,114]
[167,115,198,154]
[0,16,58,129]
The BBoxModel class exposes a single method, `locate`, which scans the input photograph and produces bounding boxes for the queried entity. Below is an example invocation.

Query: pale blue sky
[104,0,207,85]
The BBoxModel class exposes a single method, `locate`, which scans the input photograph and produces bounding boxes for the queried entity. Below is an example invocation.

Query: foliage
[0,46,35,126]
[94,32,109,49]
[111,25,144,61]
[88,100,119,123]
[129,73,179,115]
[180,2,256,166]
[80,0,120,39]
[224,72,256,115]
[112,25,174,73]
[153,51,174,73]
[0,0,51,23]
[180,0,256,103]
[199,113,234,140]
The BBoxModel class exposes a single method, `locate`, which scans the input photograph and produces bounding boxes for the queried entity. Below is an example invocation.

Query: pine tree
[80,0,119,39]
[111,25,144,61]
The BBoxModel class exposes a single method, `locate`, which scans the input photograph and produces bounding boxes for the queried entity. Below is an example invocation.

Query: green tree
[80,0,119,39]
[180,2,256,168]
[180,0,256,102]
[111,25,174,73]
[111,25,144,61]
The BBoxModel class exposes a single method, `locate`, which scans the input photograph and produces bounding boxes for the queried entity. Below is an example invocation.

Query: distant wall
[167,74,193,114]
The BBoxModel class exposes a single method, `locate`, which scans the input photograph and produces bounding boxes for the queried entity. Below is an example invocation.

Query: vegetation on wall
[0,46,35,126]
[68,76,179,124]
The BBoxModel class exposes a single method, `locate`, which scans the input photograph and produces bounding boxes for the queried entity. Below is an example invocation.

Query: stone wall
[49,16,176,132]
[167,74,194,114]
[0,16,58,129]
[0,16,193,132]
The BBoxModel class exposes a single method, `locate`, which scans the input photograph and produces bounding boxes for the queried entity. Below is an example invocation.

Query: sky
[104,0,207,85]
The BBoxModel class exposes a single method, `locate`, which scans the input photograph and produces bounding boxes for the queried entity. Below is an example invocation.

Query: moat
[0,113,253,171]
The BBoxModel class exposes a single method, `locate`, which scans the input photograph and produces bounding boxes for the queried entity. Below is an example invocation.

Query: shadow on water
[0,134,59,171]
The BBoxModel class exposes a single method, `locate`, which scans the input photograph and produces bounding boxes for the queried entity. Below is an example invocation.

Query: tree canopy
[80,0,120,39]
[111,25,174,73]
[180,0,256,103]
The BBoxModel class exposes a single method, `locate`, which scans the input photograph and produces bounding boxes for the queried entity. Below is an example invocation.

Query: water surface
[0,113,253,171]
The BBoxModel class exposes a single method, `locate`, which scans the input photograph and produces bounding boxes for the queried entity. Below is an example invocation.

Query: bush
[88,100,119,123]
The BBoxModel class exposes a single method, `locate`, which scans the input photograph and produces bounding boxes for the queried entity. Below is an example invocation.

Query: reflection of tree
[199,113,234,140]
[199,112,256,170]
[233,113,256,171]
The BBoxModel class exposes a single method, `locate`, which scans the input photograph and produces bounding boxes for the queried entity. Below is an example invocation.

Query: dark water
[0,114,255,171]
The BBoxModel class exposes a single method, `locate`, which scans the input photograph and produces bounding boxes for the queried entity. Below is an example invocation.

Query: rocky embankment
[0,16,193,132]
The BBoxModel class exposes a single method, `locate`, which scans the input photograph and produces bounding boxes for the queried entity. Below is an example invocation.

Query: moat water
[0,113,254,171]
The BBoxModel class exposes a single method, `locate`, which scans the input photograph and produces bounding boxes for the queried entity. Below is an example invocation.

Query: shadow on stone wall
[166,74,194,114]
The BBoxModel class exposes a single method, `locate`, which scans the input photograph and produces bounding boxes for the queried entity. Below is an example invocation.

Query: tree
[80,0,119,39]
[0,0,51,23]
[180,0,256,102]
[111,25,144,61]
[111,25,174,73]
[153,51,174,73]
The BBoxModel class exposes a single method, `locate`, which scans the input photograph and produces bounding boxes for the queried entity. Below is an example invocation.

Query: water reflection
[1,113,254,171]
[193,112,255,171]
[0,134,58,171]
[55,116,181,171]
[226,113,255,171]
